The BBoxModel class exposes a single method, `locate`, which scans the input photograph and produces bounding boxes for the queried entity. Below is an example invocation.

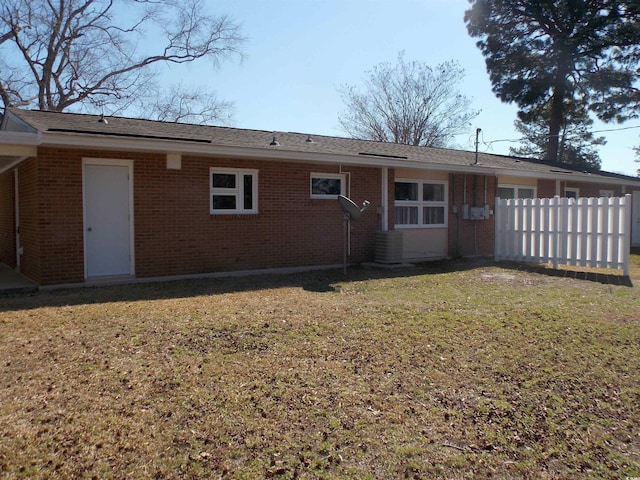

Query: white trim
[310,172,346,199]
[600,189,614,198]
[381,167,389,231]
[0,132,41,144]
[82,158,135,278]
[28,131,637,186]
[14,169,21,272]
[564,187,580,199]
[497,184,537,199]
[1,124,638,188]
[210,168,259,214]
[394,178,448,228]
[633,191,640,247]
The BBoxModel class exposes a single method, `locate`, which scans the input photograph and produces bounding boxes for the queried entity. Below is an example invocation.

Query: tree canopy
[510,102,605,171]
[338,53,479,148]
[0,0,244,124]
[465,0,640,163]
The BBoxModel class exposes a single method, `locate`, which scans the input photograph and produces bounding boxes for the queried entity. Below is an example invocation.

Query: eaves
[5,131,640,188]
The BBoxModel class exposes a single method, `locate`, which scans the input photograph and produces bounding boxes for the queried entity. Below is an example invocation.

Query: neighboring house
[1,108,639,287]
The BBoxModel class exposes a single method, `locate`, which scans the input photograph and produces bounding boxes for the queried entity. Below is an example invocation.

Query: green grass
[1,256,639,479]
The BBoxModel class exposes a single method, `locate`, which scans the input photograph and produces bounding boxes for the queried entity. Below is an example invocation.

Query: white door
[83,160,133,277]
[633,191,640,247]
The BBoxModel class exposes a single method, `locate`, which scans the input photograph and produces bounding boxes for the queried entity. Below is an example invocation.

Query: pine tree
[465,0,640,162]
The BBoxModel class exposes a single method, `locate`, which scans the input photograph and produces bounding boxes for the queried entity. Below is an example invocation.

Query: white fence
[495,195,632,276]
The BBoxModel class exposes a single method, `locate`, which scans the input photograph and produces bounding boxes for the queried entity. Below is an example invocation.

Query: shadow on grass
[0,254,636,312]
[497,261,634,288]
[0,266,416,312]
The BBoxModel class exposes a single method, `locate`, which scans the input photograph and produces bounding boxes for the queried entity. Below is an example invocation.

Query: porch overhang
[0,132,40,174]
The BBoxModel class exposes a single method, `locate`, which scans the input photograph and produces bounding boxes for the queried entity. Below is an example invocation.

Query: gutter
[0,132,40,174]
[0,131,41,145]
[4,130,639,188]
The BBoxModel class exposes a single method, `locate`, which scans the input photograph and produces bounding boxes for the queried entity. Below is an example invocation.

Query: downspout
[339,165,352,254]
[14,169,21,272]
[453,173,460,258]
[381,167,388,231]
[339,165,351,198]
[484,175,487,205]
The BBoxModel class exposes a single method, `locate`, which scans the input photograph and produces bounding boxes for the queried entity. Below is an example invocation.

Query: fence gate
[495,195,632,276]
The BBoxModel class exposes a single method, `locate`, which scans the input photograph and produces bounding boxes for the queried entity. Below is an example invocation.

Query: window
[310,173,345,198]
[210,168,258,214]
[600,189,614,198]
[497,185,536,199]
[564,187,579,199]
[395,180,447,227]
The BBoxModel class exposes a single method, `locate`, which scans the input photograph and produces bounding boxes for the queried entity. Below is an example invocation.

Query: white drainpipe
[381,167,388,231]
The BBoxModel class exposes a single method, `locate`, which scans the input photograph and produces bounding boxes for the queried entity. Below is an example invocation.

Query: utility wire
[478,123,640,152]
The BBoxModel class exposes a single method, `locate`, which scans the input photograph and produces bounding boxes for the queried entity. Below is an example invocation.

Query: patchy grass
[1,257,639,479]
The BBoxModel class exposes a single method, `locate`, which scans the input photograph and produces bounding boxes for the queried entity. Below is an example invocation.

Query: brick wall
[537,179,627,199]
[22,148,382,284]
[0,169,15,267]
[448,173,497,257]
[36,148,86,285]
[562,181,624,198]
[16,158,41,283]
[133,155,381,278]
[16,143,635,285]
[537,179,557,198]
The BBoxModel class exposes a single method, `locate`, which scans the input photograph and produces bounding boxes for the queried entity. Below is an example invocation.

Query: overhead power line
[478,123,640,151]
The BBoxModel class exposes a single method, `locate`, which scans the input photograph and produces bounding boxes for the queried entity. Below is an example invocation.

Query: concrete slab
[0,263,38,295]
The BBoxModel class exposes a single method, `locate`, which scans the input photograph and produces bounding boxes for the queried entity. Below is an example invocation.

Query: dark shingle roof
[6,108,640,184]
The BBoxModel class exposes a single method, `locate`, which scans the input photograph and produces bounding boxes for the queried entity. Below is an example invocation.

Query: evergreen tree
[511,102,605,170]
[465,0,640,162]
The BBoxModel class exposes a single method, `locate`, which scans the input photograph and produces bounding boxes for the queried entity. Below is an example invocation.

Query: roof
[2,107,640,186]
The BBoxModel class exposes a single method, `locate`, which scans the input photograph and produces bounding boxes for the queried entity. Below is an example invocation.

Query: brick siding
[133,155,381,278]
[18,148,382,284]
[9,145,633,285]
[448,173,496,257]
[16,158,42,283]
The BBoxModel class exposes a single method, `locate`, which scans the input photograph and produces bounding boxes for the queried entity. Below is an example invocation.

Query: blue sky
[160,0,640,176]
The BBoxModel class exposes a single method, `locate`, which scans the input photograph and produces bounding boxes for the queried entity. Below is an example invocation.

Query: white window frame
[210,168,258,215]
[600,189,614,198]
[497,184,537,200]
[310,173,346,199]
[565,187,580,199]
[394,179,448,228]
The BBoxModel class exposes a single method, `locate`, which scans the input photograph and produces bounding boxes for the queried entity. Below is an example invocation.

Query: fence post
[623,194,631,276]
[494,197,501,261]
[552,196,560,270]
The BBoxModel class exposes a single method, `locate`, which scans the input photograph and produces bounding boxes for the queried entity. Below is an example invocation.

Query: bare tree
[338,53,479,148]
[0,0,244,124]
[149,83,235,125]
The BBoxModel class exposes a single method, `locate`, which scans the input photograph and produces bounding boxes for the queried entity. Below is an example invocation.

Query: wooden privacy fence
[495,195,632,276]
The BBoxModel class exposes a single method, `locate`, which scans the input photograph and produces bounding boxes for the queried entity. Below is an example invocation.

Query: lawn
[1,255,639,479]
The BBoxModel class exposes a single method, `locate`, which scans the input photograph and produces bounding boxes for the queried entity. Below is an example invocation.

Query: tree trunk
[546,55,571,163]
[546,88,563,162]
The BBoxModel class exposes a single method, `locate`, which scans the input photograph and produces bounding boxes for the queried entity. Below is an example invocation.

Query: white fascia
[0,131,42,146]
[0,132,40,174]
[38,131,640,189]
